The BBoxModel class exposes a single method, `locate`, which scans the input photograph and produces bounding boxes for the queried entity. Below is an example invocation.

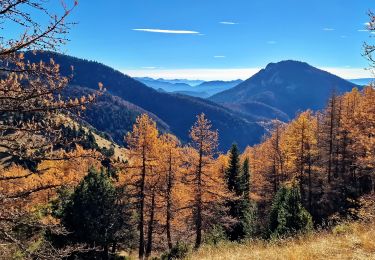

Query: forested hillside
[65,86,170,145]
[24,51,264,150]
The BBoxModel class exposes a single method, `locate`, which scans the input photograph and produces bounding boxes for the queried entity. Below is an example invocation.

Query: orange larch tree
[125,114,160,259]
[185,113,231,248]
[158,133,182,250]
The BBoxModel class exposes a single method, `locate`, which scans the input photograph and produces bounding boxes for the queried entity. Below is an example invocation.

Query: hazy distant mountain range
[155,78,205,86]
[348,78,374,86]
[24,52,360,150]
[134,77,193,93]
[135,77,243,98]
[195,80,243,96]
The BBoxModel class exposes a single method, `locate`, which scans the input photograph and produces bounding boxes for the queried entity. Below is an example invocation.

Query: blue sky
[45,1,375,79]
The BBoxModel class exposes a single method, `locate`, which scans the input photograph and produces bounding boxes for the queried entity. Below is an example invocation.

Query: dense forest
[0,1,374,260]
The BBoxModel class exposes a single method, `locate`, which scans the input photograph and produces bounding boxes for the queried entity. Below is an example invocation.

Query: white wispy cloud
[219,21,238,25]
[214,55,226,58]
[357,29,375,34]
[141,67,158,69]
[364,22,370,26]
[132,28,200,34]
[323,28,335,31]
[122,67,372,81]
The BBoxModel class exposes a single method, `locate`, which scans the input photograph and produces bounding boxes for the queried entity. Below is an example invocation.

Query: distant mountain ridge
[210,60,359,120]
[25,51,264,150]
[172,90,211,98]
[135,77,193,93]
[153,78,204,86]
[136,77,243,98]
[348,78,374,86]
[195,80,243,96]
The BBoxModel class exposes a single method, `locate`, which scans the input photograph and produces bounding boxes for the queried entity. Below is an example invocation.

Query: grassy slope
[63,115,128,161]
[185,221,375,260]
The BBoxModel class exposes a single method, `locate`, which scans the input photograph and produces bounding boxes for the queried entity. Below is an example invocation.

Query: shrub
[160,242,190,260]
[332,223,352,235]
[242,202,258,239]
[203,225,227,245]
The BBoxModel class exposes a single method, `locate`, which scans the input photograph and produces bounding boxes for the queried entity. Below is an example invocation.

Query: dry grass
[62,115,128,161]
[92,131,128,161]
[186,221,375,260]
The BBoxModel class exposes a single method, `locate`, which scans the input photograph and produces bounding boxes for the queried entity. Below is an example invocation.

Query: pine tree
[226,144,242,195]
[269,183,313,237]
[225,145,254,240]
[225,144,242,240]
[53,167,134,259]
[241,157,251,197]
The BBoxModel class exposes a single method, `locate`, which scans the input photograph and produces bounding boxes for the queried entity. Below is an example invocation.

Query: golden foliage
[244,87,375,225]
[0,145,101,210]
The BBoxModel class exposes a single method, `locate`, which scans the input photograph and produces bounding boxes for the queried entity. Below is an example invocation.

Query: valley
[1,1,374,259]
[24,52,364,151]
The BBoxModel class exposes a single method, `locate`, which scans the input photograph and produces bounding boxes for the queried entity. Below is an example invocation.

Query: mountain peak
[210,60,358,119]
[265,60,312,71]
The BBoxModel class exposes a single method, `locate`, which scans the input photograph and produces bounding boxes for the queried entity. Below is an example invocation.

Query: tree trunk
[112,242,117,254]
[146,191,156,258]
[327,97,336,183]
[166,150,173,249]
[272,161,278,193]
[341,132,348,179]
[334,100,342,179]
[308,155,312,213]
[299,124,305,200]
[139,145,146,259]
[103,244,109,260]
[195,139,203,249]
